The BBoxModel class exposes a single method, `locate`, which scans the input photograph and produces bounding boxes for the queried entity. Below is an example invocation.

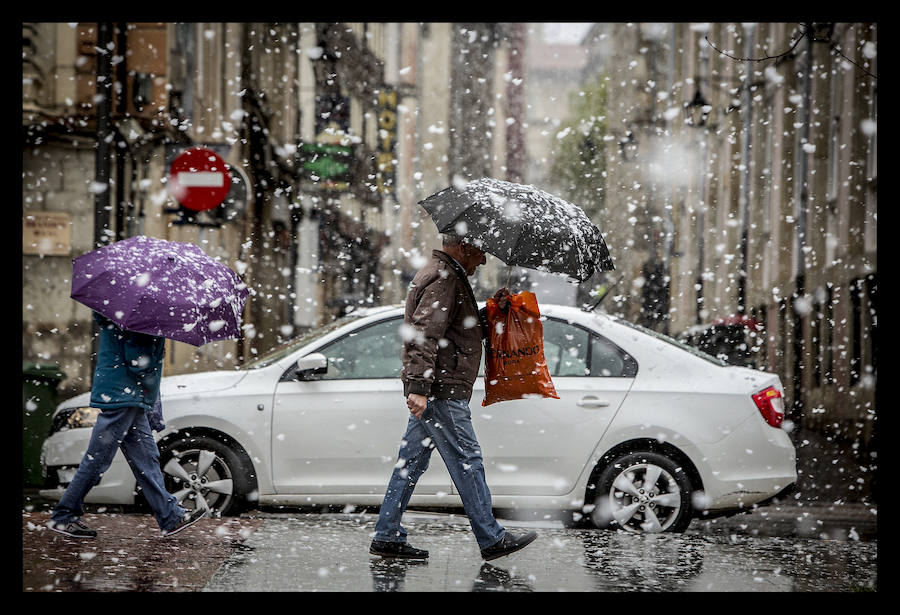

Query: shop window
[850,278,863,386]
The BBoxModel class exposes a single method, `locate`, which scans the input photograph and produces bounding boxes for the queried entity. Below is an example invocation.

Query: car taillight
[752,386,784,428]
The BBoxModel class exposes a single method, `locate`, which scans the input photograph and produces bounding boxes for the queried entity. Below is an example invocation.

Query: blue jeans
[50,406,186,532]
[374,398,506,550]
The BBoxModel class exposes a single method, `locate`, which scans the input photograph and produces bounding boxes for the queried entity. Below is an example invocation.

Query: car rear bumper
[696,413,797,511]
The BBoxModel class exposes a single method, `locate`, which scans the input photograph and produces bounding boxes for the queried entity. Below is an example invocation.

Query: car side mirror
[294,353,328,379]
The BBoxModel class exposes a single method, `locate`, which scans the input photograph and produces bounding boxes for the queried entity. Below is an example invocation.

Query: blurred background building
[577,22,877,502]
[22,22,876,502]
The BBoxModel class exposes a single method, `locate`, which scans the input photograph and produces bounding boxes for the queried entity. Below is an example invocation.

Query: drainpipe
[695,35,711,326]
[737,24,755,315]
[662,25,676,271]
[93,22,113,251]
[505,22,526,184]
[696,132,708,326]
[115,22,128,242]
[90,22,114,380]
[791,24,813,427]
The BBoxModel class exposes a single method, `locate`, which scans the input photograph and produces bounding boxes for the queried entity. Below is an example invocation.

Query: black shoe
[48,519,97,539]
[369,540,429,559]
[162,507,207,538]
[480,530,537,561]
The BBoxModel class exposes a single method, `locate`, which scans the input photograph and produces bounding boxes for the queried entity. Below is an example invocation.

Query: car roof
[276,302,734,375]
[350,302,612,326]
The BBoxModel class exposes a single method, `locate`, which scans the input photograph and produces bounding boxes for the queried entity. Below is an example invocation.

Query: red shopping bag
[482,291,559,406]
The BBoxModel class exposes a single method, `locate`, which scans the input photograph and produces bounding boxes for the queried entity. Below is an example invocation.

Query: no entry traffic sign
[167,147,232,212]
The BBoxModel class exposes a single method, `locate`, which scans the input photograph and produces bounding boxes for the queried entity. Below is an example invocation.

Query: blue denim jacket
[90,312,166,415]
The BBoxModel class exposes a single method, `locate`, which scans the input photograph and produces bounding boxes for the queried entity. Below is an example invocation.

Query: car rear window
[612,317,730,367]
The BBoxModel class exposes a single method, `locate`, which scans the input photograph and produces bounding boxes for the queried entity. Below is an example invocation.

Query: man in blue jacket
[48,312,206,538]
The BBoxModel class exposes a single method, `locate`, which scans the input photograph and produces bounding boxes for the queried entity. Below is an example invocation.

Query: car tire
[590,451,693,534]
[159,434,253,517]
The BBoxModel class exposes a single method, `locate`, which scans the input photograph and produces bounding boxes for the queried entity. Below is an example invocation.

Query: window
[813,293,823,388]
[317,318,402,380]
[850,278,863,386]
[543,319,590,376]
[824,285,834,385]
[777,298,788,377]
[293,315,637,381]
[866,274,877,377]
[542,318,637,378]
[247,312,364,370]
[591,335,631,377]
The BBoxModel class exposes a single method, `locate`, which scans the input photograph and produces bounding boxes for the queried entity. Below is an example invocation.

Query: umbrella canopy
[71,235,250,347]
[419,178,614,282]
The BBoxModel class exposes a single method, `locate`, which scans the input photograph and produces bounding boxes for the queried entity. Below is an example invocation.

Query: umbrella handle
[504,265,512,289]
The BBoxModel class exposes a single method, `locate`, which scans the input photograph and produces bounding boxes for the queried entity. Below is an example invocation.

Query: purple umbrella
[71,235,250,347]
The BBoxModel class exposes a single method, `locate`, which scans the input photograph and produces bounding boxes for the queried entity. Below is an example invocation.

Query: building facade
[580,22,877,500]
[22,22,525,398]
[23,22,403,396]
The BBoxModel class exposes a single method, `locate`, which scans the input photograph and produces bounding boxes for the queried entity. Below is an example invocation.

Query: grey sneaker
[48,519,97,538]
[161,507,207,538]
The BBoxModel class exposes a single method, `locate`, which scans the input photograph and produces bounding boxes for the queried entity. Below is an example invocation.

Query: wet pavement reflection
[203,512,877,592]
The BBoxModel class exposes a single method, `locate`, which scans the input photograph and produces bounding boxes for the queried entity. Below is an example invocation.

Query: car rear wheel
[159,435,251,517]
[590,451,693,533]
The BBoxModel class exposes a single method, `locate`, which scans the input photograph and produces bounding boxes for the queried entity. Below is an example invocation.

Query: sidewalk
[22,510,262,592]
[687,501,878,542]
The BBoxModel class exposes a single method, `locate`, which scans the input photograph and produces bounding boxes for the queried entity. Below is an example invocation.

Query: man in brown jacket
[370,234,537,561]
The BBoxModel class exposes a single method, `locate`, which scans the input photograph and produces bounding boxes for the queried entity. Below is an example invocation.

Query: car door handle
[577,396,611,408]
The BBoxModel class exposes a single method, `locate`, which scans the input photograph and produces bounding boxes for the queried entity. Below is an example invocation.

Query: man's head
[442,234,486,276]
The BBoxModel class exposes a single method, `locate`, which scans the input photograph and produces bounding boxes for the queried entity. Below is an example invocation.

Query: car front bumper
[39,428,137,505]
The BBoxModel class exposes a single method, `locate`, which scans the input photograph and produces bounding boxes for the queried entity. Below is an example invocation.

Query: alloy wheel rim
[163,448,234,515]
[606,463,682,533]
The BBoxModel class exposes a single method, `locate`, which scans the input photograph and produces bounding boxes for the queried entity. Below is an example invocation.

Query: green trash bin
[23,361,67,487]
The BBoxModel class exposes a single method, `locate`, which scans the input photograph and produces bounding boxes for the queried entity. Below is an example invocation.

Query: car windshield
[610,316,730,367]
[242,313,364,370]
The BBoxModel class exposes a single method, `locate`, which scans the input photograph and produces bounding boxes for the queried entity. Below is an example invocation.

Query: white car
[40,304,797,533]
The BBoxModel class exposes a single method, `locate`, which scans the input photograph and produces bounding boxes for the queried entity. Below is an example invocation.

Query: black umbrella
[419,178,614,282]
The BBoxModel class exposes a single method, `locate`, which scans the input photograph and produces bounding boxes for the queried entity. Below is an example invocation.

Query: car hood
[57,371,247,409]
[53,370,249,416]
[159,370,248,398]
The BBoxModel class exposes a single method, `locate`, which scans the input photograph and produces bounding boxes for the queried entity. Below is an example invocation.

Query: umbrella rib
[505,227,526,268]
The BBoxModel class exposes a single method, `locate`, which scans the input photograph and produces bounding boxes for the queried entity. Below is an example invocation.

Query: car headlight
[49,407,101,435]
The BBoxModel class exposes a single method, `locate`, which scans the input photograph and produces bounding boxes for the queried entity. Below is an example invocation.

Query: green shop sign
[299,142,355,189]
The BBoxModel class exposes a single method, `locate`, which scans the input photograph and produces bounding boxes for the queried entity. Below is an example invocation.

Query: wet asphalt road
[23,506,878,592]
[204,510,877,592]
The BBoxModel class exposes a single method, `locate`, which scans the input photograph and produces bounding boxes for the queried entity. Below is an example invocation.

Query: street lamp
[684,86,712,128]
[617,130,638,161]
[684,84,711,326]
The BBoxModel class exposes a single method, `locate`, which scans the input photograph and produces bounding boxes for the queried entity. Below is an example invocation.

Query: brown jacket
[402,250,486,402]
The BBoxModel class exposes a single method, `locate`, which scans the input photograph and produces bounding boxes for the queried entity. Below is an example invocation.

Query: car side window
[542,319,591,376]
[590,334,634,377]
[316,318,402,380]
[540,318,637,378]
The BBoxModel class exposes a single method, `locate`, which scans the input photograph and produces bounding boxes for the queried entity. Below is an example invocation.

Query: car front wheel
[159,435,251,517]
[590,451,693,533]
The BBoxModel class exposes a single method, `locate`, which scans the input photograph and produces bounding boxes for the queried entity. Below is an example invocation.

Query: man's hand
[493,287,511,311]
[407,393,428,418]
